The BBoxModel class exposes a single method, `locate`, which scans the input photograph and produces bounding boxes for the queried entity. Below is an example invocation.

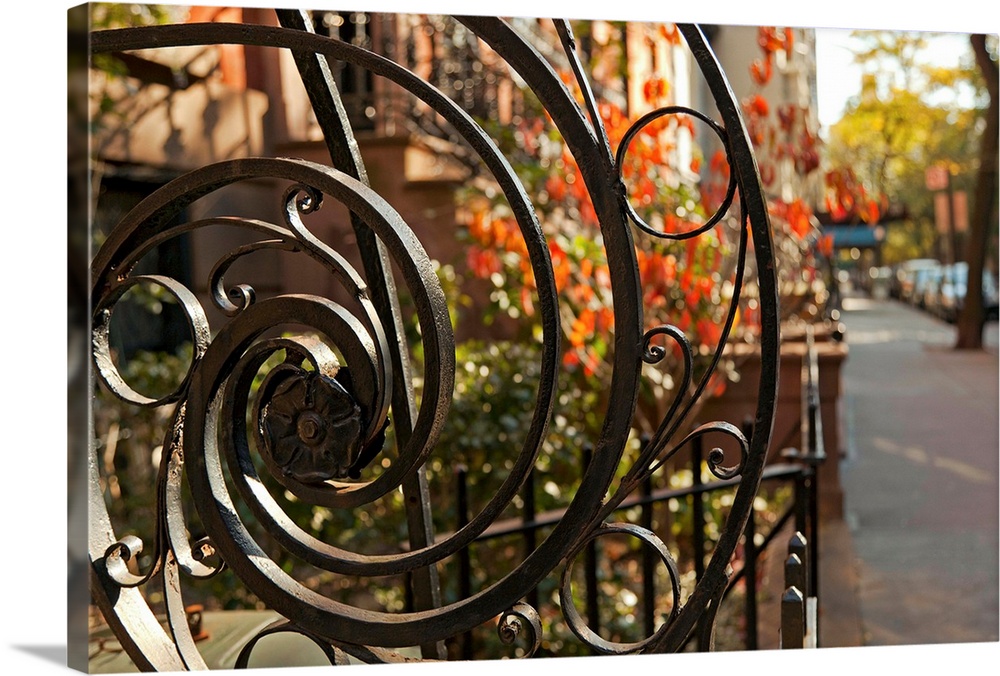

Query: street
[839,295,999,645]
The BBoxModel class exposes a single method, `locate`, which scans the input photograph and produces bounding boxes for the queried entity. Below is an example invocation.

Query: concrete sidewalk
[833,295,999,647]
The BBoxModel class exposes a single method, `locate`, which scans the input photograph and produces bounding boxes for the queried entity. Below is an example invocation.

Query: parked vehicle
[989,272,1000,322]
[910,262,942,309]
[919,265,945,313]
[868,266,893,300]
[895,259,939,305]
[936,262,1000,323]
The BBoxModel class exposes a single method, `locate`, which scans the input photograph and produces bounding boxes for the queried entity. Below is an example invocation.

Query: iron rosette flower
[258,365,367,483]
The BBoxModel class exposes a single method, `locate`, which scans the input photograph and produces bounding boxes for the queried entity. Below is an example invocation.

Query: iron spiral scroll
[88,9,778,668]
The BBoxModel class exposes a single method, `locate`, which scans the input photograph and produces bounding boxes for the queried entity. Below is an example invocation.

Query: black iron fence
[451,325,826,655]
[82,9,787,667]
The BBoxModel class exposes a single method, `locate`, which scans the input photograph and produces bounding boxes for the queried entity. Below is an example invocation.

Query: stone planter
[696,322,848,521]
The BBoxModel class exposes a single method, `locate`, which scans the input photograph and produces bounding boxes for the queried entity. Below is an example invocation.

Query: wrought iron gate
[83,7,780,668]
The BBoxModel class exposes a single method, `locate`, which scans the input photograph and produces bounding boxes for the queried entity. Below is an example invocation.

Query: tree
[955,35,999,349]
[825,31,987,267]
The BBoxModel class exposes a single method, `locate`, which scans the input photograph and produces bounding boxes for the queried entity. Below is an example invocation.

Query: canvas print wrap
[73,2,997,672]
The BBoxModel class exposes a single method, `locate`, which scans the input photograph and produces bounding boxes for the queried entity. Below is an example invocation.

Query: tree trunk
[955,35,998,349]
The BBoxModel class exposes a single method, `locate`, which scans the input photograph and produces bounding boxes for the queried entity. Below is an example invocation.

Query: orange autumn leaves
[462,67,739,380]
[824,166,882,224]
[750,27,794,87]
[769,197,814,239]
[636,241,726,348]
[466,203,732,377]
[742,26,822,238]
[465,202,615,376]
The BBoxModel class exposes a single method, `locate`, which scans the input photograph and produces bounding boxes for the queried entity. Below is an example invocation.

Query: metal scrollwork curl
[234,620,347,669]
[559,523,682,655]
[641,324,692,367]
[209,238,292,317]
[496,603,543,658]
[92,274,211,407]
[649,421,750,481]
[615,106,738,240]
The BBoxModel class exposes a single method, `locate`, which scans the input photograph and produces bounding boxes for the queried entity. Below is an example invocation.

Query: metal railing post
[740,418,758,651]
[789,532,818,649]
[640,437,656,638]
[803,325,825,641]
[743,507,758,650]
[781,587,805,649]
[523,468,539,613]
[782,532,807,649]
[782,324,826,649]
[808,471,820,611]
[785,553,805,601]
[788,531,809,597]
[582,444,600,649]
[794,469,809,535]
[456,466,473,660]
[691,431,706,584]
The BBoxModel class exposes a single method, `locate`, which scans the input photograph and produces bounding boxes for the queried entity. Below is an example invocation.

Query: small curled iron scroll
[497,603,542,658]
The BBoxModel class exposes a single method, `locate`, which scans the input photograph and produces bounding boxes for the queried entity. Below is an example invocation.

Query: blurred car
[919,265,945,313]
[910,262,942,308]
[889,263,905,299]
[868,266,893,299]
[896,259,940,305]
[937,262,1000,323]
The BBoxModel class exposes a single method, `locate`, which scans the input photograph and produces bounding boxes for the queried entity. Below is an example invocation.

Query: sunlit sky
[815,29,980,132]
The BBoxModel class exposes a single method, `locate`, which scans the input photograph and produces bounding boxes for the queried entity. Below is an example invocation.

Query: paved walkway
[837,295,998,646]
